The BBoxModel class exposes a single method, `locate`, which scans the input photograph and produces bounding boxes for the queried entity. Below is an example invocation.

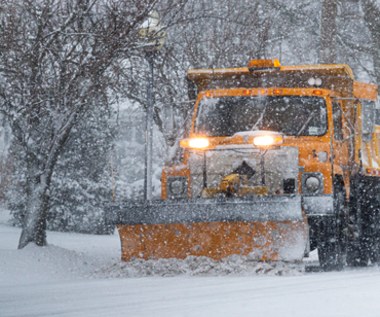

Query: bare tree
[152,0,317,149]
[319,0,338,63]
[361,0,380,83]
[0,0,156,248]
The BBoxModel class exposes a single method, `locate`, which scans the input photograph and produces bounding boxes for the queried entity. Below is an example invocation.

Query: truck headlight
[252,132,283,148]
[167,177,188,198]
[302,173,323,195]
[180,137,209,149]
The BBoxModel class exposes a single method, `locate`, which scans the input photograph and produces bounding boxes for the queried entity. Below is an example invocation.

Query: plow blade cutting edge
[109,196,308,262]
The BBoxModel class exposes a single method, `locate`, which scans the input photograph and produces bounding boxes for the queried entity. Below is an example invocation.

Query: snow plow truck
[110,59,379,270]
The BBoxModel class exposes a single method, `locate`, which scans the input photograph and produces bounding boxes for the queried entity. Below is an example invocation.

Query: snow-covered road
[1,210,380,317]
[3,270,380,317]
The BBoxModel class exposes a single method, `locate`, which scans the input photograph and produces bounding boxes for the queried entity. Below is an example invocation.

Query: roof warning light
[248,59,281,72]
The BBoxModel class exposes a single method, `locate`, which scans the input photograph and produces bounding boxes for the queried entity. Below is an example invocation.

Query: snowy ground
[1,209,380,317]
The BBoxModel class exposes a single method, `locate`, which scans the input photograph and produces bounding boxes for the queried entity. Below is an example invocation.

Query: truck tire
[346,241,368,267]
[369,183,380,264]
[318,219,344,271]
[346,178,380,266]
[318,184,346,271]
[361,193,380,264]
[346,188,367,266]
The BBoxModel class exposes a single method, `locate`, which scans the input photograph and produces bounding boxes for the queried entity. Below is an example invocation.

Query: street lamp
[138,10,167,201]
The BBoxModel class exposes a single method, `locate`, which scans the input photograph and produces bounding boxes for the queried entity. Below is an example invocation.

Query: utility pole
[144,52,154,201]
[138,10,167,201]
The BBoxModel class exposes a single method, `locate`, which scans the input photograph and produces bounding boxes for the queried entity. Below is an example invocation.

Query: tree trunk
[361,0,380,84]
[18,163,52,249]
[319,0,338,63]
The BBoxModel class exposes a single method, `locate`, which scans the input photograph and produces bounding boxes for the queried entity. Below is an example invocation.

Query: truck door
[332,101,353,179]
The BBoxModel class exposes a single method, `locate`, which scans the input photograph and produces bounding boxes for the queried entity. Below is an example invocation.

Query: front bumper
[107,195,303,225]
[302,195,334,215]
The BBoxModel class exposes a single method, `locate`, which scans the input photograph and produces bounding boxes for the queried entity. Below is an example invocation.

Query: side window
[376,108,380,125]
[333,102,343,140]
[362,101,376,141]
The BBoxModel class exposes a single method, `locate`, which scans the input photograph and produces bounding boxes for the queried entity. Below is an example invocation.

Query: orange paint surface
[117,220,307,262]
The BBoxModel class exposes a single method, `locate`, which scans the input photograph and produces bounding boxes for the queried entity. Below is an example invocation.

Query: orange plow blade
[111,196,308,262]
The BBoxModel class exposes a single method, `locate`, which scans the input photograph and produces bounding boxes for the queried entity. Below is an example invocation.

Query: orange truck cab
[160,59,379,269]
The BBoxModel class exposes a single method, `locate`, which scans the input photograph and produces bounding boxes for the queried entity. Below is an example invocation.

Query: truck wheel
[346,178,370,267]
[318,185,346,271]
[318,237,344,271]
[368,187,380,264]
[370,220,380,264]
[318,221,345,271]
[346,242,368,267]
[368,233,380,264]
[346,180,380,266]
[362,203,380,264]
[346,218,376,267]
[370,238,380,263]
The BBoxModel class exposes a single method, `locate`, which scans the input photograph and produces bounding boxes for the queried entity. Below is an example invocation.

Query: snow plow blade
[109,196,308,262]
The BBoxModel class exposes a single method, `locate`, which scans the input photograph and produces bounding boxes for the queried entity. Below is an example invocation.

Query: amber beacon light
[248,59,281,71]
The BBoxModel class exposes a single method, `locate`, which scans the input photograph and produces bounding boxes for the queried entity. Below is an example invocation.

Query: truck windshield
[195,95,327,136]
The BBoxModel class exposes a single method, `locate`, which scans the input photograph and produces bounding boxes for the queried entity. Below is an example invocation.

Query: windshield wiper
[297,111,316,136]
[251,106,266,131]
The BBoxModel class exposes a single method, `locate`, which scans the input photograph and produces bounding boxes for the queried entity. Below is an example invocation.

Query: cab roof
[187,61,377,100]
